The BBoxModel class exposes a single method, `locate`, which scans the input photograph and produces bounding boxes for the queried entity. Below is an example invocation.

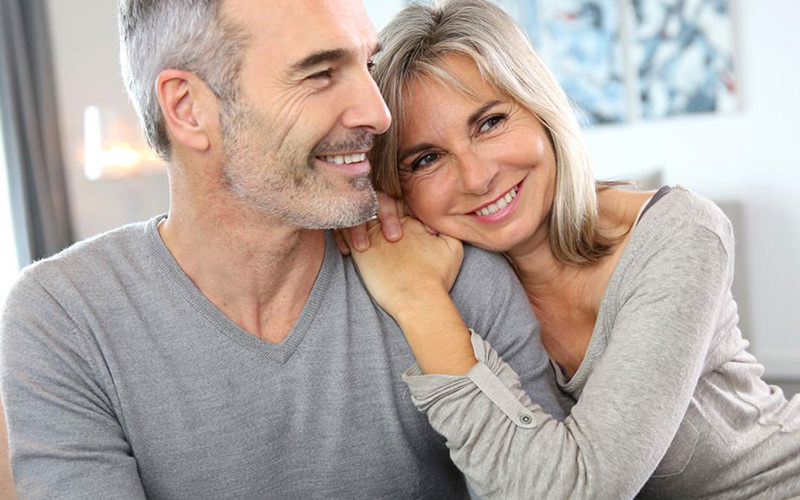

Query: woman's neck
[505,188,652,374]
[508,238,602,319]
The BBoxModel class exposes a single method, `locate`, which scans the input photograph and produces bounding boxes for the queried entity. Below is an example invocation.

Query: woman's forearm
[393,287,477,375]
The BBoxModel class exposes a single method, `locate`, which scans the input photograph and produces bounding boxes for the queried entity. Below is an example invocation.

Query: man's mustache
[311,133,375,155]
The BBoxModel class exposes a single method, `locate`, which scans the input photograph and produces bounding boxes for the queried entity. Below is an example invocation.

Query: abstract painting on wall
[632,0,737,120]
[489,0,738,125]
[498,0,628,124]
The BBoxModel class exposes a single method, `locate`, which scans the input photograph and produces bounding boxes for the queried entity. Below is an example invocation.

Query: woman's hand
[340,217,464,320]
[335,192,406,254]
[339,217,474,375]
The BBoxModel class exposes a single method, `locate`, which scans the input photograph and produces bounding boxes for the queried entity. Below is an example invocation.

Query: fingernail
[355,234,368,251]
[386,223,401,240]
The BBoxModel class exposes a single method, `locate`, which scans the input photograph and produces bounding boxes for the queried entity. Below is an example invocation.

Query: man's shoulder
[4,219,157,317]
[450,245,530,328]
[27,218,152,275]
[457,244,517,288]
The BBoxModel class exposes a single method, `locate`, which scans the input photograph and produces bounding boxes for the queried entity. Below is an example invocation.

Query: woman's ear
[155,69,215,153]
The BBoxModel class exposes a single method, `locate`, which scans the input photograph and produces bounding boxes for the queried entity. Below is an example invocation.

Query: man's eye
[308,69,333,80]
[477,114,507,135]
[410,152,440,172]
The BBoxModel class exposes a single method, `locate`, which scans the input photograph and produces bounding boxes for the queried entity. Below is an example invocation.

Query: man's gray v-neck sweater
[0,216,567,500]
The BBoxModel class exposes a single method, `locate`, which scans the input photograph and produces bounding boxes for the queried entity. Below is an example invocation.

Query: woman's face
[398,54,557,254]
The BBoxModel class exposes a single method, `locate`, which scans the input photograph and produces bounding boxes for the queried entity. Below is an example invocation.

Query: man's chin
[337,190,378,228]
[289,189,377,230]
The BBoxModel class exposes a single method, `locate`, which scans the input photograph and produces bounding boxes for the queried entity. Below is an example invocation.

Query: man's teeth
[474,186,518,216]
[320,153,367,165]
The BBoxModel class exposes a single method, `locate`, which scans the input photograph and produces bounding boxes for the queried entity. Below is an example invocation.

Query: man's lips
[316,152,368,165]
[315,152,370,175]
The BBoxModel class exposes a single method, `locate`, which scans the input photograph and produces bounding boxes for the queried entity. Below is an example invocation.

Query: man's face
[218,0,391,228]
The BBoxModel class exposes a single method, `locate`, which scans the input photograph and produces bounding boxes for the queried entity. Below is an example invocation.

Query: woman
[343,0,800,498]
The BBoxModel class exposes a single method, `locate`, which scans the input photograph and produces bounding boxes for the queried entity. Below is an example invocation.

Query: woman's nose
[457,150,497,195]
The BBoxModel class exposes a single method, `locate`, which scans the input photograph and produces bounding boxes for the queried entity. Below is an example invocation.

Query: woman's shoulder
[637,186,734,247]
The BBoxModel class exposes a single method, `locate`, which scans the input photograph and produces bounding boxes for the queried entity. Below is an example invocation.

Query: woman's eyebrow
[398,142,436,164]
[467,99,503,127]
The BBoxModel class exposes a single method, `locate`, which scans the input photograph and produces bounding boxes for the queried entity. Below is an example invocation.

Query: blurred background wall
[0,0,796,390]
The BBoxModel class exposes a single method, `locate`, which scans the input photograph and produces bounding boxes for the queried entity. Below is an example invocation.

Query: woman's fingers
[377,191,404,242]
[338,192,404,255]
[333,229,351,255]
[336,222,371,254]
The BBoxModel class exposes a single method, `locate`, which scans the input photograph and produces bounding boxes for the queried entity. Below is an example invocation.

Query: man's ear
[155,69,216,153]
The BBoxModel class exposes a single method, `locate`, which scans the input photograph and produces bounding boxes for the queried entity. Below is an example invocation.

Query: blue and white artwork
[501,0,627,124]
[486,0,737,124]
[633,0,737,119]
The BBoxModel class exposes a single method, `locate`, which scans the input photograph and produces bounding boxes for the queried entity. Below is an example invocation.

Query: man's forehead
[224,0,378,57]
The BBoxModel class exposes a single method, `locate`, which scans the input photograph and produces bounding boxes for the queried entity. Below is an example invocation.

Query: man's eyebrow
[291,49,346,73]
[290,42,381,75]
[398,143,436,164]
[467,100,503,127]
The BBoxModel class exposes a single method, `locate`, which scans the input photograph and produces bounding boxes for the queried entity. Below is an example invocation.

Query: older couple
[1,1,798,499]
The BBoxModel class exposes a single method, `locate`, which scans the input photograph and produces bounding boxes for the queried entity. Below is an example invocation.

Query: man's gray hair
[118,0,249,159]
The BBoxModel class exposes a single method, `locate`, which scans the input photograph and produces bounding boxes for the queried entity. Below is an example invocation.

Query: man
[0,1,565,498]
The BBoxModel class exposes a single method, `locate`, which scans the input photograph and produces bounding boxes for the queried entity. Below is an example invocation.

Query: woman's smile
[469,179,524,222]
[398,54,556,253]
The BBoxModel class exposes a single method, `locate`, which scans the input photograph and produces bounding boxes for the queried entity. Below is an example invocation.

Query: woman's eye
[477,114,506,135]
[411,152,440,171]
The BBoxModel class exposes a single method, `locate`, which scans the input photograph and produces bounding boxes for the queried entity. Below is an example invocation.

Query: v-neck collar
[146,215,335,364]
[553,187,676,393]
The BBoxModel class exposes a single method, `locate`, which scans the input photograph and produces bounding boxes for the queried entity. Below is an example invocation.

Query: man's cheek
[267,88,319,151]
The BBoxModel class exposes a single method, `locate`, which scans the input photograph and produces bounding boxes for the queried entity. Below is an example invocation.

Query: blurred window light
[0,107,21,306]
[83,105,162,180]
[83,106,102,180]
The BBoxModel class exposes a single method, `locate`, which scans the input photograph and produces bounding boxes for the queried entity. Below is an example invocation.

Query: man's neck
[158,194,327,344]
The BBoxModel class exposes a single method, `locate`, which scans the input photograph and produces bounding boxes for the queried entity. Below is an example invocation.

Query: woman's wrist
[393,288,478,375]
[374,282,451,324]
[390,282,452,325]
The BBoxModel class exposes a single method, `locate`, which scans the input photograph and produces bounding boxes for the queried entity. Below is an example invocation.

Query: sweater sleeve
[403,217,733,500]
[0,272,148,500]
[450,246,571,420]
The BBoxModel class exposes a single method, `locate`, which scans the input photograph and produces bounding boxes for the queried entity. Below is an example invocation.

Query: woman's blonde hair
[371,0,611,264]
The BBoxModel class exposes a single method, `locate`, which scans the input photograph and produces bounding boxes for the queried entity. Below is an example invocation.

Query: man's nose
[340,70,392,134]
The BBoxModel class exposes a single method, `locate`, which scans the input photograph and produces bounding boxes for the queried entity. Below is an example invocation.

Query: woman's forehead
[398,60,512,138]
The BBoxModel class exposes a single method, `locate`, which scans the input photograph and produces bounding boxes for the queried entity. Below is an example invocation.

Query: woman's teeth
[320,153,367,165]
[474,186,518,216]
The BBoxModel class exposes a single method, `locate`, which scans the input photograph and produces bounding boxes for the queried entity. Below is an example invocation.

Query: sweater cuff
[402,329,537,429]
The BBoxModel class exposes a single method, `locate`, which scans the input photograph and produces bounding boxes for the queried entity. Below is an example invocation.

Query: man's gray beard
[218,100,378,229]
[222,163,378,229]
[276,174,378,230]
